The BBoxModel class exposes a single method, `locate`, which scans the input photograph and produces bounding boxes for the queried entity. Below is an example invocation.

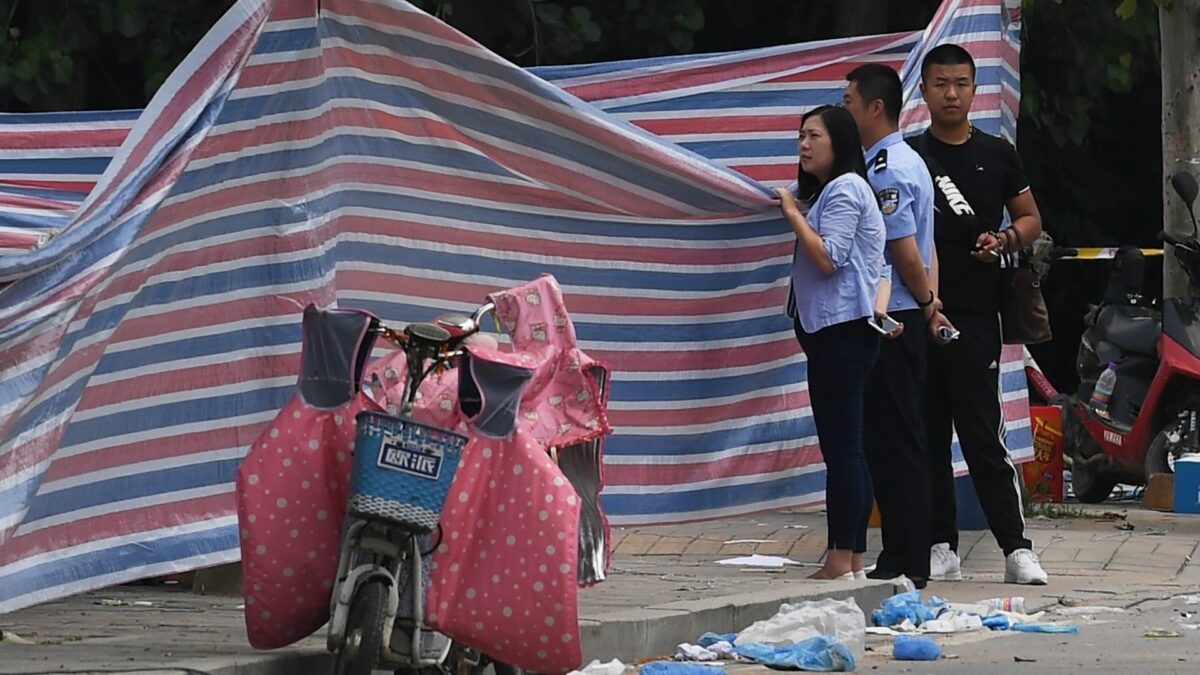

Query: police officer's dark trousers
[864,309,932,580]
[923,309,1032,556]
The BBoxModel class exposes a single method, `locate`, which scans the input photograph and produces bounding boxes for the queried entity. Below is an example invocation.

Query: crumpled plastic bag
[640,662,724,675]
[1012,622,1080,634]
[893,635,941,661]
[676,643,729,661]
[982,614,1011,630]
[735,597,866,658]
[698,632,737,647]
[735,636,856,672]
[872,591,946,628]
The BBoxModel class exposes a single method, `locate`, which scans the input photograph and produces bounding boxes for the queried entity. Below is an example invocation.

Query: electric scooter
[1027,171,1200,502]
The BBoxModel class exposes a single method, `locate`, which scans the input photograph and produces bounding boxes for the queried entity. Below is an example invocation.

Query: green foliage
[0,0,235,111]
[409,0,705,65]
[1020,0,1163,147]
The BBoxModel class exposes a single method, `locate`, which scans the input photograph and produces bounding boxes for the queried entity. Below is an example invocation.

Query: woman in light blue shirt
[776,104,886,581]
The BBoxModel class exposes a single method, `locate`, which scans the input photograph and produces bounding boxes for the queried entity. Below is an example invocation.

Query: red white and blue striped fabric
[0,0,1027,613]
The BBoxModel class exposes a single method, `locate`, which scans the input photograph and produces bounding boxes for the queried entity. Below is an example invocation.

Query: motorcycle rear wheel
[335,579,389,675]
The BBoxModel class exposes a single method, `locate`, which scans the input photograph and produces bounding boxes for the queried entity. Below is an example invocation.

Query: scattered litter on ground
[1178,623,1200,630]
[1144,630,1182,638]
[722,539,777,545]
[714,554,800,568]
[1011,622,1080,634]
[1014,656,1038,663]
[569,658,626,675]
[640,661,724,675]
[872,591,945,628]
[783,525,810,529]
[0,630,35,645]
[1053,606,1126,616]
[892,635,941,661]
[982,615,1011,630]
[1098,511,1128,520]
[675,641,734,661]
[698,633,736,648]
[736,597,865,658]
[95,599,154,607]
[735,636,855,671]
[920,613,983,634]
[949,596,1024,615]
[1176,594,1200,605]
[871,590,1066,637]
[1114,522,1136,531]
[865,620,917,636]
[1145,528,1168,536]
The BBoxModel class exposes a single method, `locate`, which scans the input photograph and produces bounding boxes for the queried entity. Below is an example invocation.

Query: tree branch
[527,0,540,65]
[4,0,20,40]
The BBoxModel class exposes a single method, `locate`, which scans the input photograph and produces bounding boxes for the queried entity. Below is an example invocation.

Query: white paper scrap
[715,554,800,568]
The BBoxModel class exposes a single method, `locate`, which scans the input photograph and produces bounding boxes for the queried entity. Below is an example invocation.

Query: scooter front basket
[347,411,467,533]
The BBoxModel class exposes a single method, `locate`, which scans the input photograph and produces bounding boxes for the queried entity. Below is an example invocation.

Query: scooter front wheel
[1070,460,1117,503]
[1145,422,1192,476]
[335,579,389,675]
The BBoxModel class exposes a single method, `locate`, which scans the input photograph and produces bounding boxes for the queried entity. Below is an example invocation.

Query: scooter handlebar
[1159,231,1185,247]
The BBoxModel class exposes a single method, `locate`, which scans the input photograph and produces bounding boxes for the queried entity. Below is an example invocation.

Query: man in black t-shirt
[909,44,1048,585]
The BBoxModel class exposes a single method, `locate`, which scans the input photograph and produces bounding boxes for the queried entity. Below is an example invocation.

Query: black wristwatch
[916,290,936,308]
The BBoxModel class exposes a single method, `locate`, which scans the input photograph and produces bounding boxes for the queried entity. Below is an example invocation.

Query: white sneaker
[930,543,962,581]
[853,570,867,581]
[1005,548,1048,585]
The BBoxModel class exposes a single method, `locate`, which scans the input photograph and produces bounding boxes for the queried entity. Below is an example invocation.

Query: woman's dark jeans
[794,317,880,553]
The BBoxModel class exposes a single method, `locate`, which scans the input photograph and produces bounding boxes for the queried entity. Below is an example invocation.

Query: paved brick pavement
[1,503,1198,673]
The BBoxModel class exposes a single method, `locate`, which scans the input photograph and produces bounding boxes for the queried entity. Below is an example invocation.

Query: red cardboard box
[1025,406,1064,503]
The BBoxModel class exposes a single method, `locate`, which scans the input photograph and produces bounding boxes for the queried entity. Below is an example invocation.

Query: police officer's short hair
[846,64,902,124]
[920,44,976,81]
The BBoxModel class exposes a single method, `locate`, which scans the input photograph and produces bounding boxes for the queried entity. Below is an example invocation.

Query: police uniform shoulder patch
[877,187,900,215]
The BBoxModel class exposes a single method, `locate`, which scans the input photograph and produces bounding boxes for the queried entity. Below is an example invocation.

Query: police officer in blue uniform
[843,63,953,587]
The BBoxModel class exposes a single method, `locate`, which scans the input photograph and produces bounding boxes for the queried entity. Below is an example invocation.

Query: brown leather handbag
[1000,227,1052,345]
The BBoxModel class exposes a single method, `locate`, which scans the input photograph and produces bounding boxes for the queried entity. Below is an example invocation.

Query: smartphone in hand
[867,315,902,335]
[936,325,960,341]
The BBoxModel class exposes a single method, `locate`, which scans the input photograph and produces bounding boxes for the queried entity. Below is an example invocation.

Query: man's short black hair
[920,43,976,81]
[846,63,902,124]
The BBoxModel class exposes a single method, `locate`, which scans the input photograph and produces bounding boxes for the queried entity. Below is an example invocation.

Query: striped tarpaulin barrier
[0,0,1027,613]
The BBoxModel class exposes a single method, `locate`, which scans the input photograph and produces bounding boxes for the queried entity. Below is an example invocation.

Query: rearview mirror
[1171,171,1198,209]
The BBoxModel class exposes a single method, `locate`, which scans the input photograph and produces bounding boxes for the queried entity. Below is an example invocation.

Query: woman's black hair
[795,104,869,203]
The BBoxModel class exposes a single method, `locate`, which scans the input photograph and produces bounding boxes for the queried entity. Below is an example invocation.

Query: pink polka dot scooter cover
[236,304,382,649]
[368,274,612,673]
[237,274,612,673]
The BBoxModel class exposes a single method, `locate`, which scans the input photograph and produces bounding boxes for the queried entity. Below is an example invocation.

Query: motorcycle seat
[1095,304,1161,356]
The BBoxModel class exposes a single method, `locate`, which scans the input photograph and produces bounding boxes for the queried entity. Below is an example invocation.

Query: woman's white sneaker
[929,543,962,580]
[1005,548,1048,585]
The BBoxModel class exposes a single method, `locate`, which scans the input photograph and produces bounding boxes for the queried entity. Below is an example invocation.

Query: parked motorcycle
[1028,171,1200,502]
[327,303,497,675]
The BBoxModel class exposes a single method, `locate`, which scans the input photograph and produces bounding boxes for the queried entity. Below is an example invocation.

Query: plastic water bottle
[981,596,1025,614]
[1090,362,1119,418]
[948,596,1025,615]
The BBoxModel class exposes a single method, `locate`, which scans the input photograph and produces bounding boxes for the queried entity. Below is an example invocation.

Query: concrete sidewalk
[1,504,1198,674]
